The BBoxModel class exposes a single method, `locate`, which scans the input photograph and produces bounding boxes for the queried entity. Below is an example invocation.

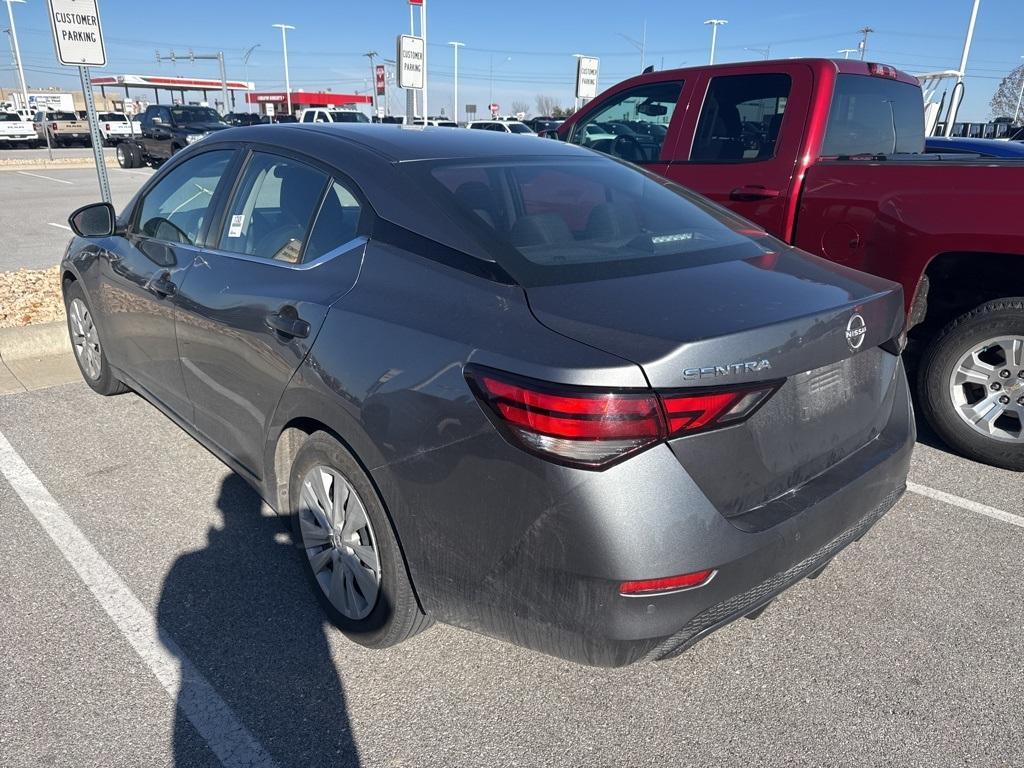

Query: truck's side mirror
[68,202,116,238]
[151,116,163,125]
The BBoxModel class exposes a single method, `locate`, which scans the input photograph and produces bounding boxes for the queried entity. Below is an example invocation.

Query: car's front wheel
[63,281,128,396]
[919,298,1024,470]
[288,431,432,648]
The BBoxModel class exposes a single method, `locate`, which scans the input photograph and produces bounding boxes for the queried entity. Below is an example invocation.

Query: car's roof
[227,122,591,162]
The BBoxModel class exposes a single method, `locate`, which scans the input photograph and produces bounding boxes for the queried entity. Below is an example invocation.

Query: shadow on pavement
[156,474,361,767]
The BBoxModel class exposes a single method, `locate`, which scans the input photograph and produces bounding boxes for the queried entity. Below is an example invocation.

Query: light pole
[448,41,464,124]
[745,46,770,60]
[704,19,728,65]
[1012,57,1024,125]
[489,54,511,112]
[837,48,857,59]
[242,43,260,113]
[3,0,28,113]
[617,20,647,72]
[944,0,980,136]
[364,51,378,119]
[272,23,295,115]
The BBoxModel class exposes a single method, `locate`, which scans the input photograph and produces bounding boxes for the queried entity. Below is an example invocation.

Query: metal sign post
[45,0,110,203]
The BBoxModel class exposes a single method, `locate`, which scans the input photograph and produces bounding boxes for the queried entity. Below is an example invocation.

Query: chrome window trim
[197,236,367,271]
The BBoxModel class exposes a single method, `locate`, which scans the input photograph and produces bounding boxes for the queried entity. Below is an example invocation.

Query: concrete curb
[0,320,71,361]
[0,158,115,171]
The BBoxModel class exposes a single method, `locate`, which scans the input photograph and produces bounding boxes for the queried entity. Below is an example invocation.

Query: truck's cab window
[570,81,683,164]
[821,74,924,156]
[691,74,791,162]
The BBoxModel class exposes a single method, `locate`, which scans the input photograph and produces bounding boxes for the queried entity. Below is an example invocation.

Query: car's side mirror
[68,202,117,238]
[152,116,163,125]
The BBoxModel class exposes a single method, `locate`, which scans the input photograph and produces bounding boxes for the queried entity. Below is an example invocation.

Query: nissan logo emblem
[846,313,867,350]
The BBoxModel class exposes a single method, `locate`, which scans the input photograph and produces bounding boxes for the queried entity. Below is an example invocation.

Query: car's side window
[691,74,791,162]
[217,152,329,263]
[302,110,315,123]
[135,150,234,247]
[570,80,683,164]
[303,181,364,262]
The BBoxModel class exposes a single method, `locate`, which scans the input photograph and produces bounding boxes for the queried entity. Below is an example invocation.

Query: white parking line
[0,429,279,768]
[16,170,73,185]
[47,222,72,231]
[908,481,1024,530]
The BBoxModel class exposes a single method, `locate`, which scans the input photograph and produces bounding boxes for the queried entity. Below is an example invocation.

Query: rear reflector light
[868,63,899,79]
[466,366,779,469]
[620,569,717,596]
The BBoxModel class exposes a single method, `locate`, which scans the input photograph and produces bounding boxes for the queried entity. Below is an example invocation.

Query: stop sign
[489,103,499,113]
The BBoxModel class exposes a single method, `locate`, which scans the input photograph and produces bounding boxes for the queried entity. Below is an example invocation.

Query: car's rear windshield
[821,74,925,157]
[330,111,369,123]
[0,113,22,122]
[170,106,223,125]
[411,157,778,286]
[507,123,533,134]
[99,113,126,121]
[50,112,78,121]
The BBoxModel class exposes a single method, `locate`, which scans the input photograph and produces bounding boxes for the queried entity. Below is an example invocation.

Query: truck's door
[662,62,814,240]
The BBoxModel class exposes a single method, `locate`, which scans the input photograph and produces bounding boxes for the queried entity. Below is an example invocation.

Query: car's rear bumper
[392,358,914,667]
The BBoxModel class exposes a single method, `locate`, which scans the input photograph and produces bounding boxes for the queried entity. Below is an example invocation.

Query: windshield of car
[507,123,534,134]
[169,107,224,126]
[416,157,778,286]
[50,112,78,121]
[821,74,924,156]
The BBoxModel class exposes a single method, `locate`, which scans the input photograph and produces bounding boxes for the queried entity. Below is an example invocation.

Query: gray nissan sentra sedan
[61,124,913,666]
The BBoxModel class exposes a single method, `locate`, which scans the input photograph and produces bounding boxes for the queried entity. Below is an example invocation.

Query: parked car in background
[261,114,298,124]
[467,120,535,134]
[223,112,265,127]
[33,110,90,147]
[0,112,39,147]
[560,58,1024,470]
[116,104,229,168]
[412,117,459,127]
[60,123,911,667]
[526,116,564,132]
[97,112,134,145]
[925,136,1024,158]
[299,108,370,124]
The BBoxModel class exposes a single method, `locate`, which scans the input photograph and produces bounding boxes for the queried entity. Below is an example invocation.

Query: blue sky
[2,0,1020,120]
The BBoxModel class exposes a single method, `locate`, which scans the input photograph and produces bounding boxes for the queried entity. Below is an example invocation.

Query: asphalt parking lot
[0,372,1022,767]
[0,163,152,271]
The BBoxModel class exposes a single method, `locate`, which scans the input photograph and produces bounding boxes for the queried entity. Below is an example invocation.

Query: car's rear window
[821,74,924,157]
[100,113,126,121]
[50,112,78,121]
[0,113,22,122]
[414,157,778,286]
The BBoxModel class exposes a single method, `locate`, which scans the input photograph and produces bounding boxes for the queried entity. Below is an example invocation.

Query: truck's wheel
[918,298,1024,470]
[117,142,140,168]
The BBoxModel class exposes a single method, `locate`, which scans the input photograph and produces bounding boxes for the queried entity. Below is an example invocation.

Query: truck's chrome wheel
[949,336,1024,442]
[298,465,381,620]
[68,297,102,381]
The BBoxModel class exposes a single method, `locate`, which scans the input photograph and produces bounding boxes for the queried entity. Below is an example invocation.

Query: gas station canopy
[89,73,253,109]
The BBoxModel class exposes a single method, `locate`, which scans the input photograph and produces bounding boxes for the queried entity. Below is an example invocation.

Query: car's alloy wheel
[948,335,1024,442]
[297,464,381,620]
[68,297,102,381]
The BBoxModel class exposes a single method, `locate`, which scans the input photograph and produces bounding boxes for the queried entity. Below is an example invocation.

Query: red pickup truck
[557,58,1024,470]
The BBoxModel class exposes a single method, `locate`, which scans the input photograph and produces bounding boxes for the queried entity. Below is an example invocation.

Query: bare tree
[991,64,1024,119]
[535,94,560,116]
[510,100,530,117]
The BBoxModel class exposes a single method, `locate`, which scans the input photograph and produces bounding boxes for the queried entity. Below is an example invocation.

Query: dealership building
[246,91,373,116]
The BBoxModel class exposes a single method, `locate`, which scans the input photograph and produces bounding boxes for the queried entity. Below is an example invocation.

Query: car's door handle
[148,272,177,298]
[729,185,782,202]
[265,309,310,339]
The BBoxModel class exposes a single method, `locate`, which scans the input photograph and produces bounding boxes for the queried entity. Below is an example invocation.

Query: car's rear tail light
[466,366,779,469]
[620,569,717,596]
[104,123,111,131]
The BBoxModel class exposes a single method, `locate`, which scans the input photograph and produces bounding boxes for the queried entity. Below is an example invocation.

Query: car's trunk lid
[525,249,905,517]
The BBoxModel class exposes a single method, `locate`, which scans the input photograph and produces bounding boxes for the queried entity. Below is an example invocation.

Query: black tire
[918,298,1024,470]
[117,142,141,168]
[62,281,129,396]
[288,431,432,648]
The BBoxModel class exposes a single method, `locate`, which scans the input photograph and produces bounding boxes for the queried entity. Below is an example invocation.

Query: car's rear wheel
[115,142,136,168]
[919,298,1024,470]
[63,281,128,396]
[288,431,432,648]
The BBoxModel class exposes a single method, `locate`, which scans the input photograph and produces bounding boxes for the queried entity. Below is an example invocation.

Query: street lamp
[837,48,857,59]
[1013,56,1024,125]
[272,23,295,115]
[704,19,728,65]
[242,43,260,114]
[745,46,770,60]
[489,54,511,111]
[617,20,647,72]
[3,0,28,114]
[448,41,465,124]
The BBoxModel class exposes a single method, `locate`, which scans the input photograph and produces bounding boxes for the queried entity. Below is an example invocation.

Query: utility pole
[448,41,464,124]
[272,23,295,115]
[1014,56,1024,125]
[364,51,378,118]
[617,20,647,72]
[242,43,260,114]
[704,19,728,65]
[838,48,857,59]
[857,27,874,60]
[745,46,771,60]
[3,0,28,113]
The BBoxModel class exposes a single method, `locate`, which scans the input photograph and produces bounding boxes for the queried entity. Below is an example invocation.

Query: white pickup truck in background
[0,112,38,146]
[97,112,135,145]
